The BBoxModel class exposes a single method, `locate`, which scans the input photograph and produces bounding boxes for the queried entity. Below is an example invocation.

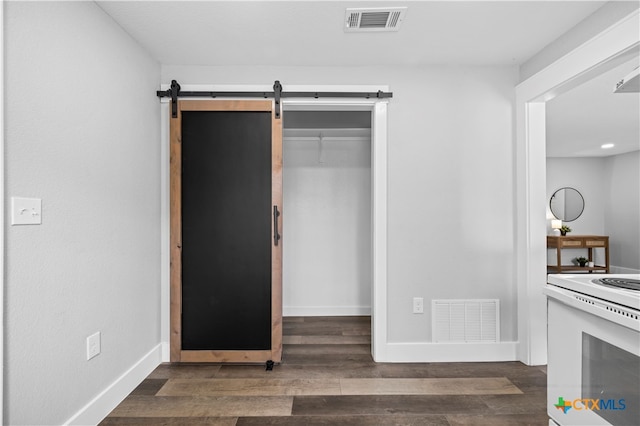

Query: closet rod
[157,80,393,119]
[283,136,370,141]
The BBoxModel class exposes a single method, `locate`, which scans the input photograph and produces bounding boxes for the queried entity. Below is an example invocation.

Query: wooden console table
[547,235,609,274]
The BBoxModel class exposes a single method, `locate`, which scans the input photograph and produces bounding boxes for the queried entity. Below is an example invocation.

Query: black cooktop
[594,277,640,291]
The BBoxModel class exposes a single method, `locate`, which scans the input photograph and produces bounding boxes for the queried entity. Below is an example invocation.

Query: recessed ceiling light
[601,143,615,149]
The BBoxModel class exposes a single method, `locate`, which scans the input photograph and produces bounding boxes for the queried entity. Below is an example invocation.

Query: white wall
[604,151,640,272]
[162,64,519,344]
[5,2,160,424]
[283,133,371,316]
[547,153,640,271]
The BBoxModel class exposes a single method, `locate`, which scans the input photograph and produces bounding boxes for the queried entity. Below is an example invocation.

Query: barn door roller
[273,80,282,119]
[157,79,393,119]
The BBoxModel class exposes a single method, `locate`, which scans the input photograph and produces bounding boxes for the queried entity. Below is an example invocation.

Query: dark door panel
[181,111,272,350]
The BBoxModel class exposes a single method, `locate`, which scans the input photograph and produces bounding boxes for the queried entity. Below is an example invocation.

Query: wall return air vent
[345,7,407,32]
[432,299,500,343]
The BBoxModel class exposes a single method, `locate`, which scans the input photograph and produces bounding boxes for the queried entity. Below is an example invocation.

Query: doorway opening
[545,54,640,273]
[282,111,372,318]
[515,10,639,365]
[283,99,388,362]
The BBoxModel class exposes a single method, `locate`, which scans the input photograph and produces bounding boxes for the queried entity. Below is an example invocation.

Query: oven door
[546,288,640,426]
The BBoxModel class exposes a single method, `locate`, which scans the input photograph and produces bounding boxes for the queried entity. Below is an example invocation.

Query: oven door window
[582,333,640,425]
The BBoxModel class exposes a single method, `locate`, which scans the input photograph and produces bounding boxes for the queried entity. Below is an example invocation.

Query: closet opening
[282,110,373,351]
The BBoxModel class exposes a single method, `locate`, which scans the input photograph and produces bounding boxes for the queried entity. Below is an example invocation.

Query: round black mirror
[550,187,584,222]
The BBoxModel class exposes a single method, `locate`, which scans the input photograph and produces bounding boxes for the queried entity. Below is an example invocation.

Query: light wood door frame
[170,99,282,363]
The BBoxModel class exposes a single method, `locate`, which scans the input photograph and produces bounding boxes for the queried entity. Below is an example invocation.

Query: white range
[544,274,639,426]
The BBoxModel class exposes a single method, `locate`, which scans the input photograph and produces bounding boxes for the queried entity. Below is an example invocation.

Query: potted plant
[560,225,572,236]
[575,256,589,267]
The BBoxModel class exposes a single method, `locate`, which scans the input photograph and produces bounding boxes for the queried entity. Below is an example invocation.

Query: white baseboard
[609,265,640,274]
[378,341,518,363]
[64,343,163,425]
[162,341,171,362]
[284,305,371,317]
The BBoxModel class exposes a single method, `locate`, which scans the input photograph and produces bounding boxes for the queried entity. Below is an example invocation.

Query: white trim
[159,85,389,363]
[515,9,640,366]
[371,101,388,362]
[63,344,163,425]
[384,342,518,363]
[284,306,371,317]
[160,102,171,362]
[1,0,5,421]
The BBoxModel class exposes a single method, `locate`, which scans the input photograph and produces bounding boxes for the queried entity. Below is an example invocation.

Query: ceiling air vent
[345,7,407,32]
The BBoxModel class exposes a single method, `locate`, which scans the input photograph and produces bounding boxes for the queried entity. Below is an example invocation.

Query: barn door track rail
[157,80,393,119]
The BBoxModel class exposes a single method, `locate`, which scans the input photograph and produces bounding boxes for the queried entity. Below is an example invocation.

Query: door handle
[273,205,281,246]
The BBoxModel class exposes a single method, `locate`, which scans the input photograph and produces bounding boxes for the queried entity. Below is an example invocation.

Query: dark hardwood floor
[101,316,548,425]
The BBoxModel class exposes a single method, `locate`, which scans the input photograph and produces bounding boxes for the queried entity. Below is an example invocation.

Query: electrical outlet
[413,297,424,314]
[86,332,101,360]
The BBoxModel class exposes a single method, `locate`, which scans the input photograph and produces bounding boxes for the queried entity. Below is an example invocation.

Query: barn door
[170,100,282,363]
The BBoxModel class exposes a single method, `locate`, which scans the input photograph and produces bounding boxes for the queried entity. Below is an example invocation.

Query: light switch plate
[11,197,42,225]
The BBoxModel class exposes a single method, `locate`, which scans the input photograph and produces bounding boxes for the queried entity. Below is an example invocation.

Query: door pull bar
[273,206,281,246]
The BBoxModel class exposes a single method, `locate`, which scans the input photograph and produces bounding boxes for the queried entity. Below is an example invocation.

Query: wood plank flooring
[101,316,548,425]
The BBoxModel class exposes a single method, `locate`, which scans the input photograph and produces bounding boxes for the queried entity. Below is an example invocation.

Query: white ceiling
[97,0,605,67]
[96,1,639,157]
[547,57,640,158]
